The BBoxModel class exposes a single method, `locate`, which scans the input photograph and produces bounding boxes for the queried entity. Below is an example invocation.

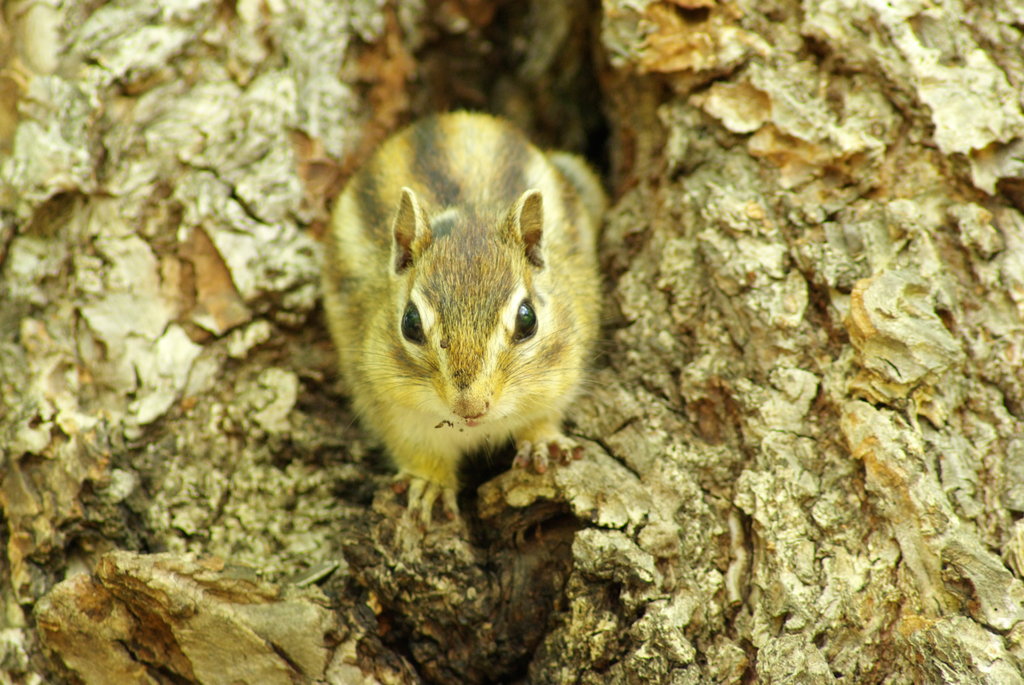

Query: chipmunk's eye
[513,299,537,342]
[401,302,426,344]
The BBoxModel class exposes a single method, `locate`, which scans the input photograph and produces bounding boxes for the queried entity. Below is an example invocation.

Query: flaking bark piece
[35,551,337,685]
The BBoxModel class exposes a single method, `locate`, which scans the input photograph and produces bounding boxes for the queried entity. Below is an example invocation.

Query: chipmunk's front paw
[392,474,459,523]
[513,432,583,474]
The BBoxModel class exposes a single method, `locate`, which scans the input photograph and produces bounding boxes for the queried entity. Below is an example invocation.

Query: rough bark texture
[2,0,1024,683]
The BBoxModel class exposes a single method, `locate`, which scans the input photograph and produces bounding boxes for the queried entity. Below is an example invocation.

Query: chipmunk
[322,112,604,521]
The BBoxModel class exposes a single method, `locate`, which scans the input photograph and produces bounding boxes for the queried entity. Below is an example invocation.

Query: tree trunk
[2,1,1023,683]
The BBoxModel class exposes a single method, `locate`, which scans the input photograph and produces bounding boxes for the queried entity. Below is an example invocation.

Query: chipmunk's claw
[513,433,582,474]
[395,474,458,523]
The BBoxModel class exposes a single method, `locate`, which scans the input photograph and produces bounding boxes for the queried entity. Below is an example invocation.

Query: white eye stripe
[503,285,530,332]
[407,289,436,333]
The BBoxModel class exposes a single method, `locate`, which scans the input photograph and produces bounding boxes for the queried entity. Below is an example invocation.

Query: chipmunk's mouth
[432,417,484,429]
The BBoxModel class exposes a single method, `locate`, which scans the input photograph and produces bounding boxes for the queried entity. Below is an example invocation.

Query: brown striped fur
[322,112,603,516]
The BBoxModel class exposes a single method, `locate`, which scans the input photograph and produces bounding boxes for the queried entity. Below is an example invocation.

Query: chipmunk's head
[385,186,577,429]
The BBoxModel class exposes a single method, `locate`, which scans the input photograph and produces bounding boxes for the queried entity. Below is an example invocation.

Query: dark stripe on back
[559,173,581,235]
[411,117,462,206]
[496,128,529,204]
[552,171,583,257]
[351,160,390,247]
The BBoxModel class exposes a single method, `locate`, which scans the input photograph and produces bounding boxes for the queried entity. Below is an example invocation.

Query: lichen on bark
[2,0,1024,683]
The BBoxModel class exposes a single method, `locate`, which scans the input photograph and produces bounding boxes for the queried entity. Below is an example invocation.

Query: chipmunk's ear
[392,187,431,274]
[504,189,544,268]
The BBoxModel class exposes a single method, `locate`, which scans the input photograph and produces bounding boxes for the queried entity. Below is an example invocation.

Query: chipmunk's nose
[454,398,490,420]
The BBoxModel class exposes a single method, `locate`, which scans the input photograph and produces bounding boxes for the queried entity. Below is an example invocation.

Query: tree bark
[2,0,1023,683]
